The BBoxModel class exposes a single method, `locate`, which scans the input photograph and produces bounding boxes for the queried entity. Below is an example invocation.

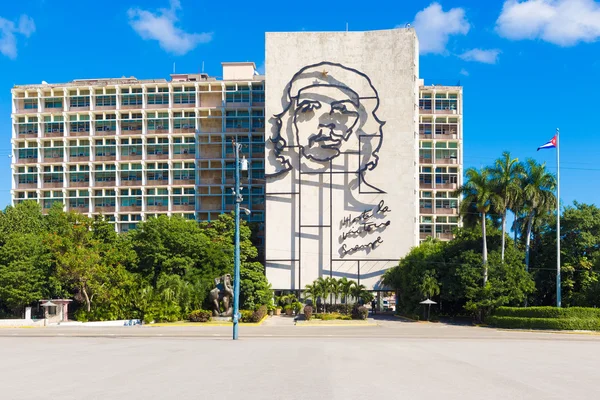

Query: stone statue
[209,274,233,317]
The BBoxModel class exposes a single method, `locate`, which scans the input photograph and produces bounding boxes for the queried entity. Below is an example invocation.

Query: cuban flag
[537,136,557,151]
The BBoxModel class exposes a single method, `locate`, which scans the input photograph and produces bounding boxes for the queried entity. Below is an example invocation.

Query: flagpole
[556,128,561,308]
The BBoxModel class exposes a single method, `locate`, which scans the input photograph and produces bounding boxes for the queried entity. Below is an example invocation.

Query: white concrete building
[10,63,266,239]
[264,29,424,290]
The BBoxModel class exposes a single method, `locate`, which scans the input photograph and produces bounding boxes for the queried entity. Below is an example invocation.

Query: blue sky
[1,0,599,210]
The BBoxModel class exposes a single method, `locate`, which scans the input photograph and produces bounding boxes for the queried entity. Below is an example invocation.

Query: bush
[494,307,600,319]
[352,305,369,320]
[252,305,268,323]
[188,309,212,323]
[327,304,353,315]
[240,310,254,323]
[313,313,351,321]
[304,305,313,320]
[486,316,600,331]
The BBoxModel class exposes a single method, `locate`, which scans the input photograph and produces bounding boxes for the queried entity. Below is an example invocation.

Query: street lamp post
[232,141,248,340]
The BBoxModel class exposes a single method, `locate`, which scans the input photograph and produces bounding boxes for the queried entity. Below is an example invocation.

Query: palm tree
[338,277,354,304]
[314,277,331,312]
[521,159,557,270]
[489,151,524,261]
[350,283,371,304]
[419,271,440,299]
[303,283,321,309]
[327,277,340,305]
[454,168,498,285]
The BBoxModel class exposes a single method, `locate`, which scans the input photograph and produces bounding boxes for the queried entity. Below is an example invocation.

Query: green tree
[239,262,272,310]
[454,168,499,285]
[338,277,354,304]
[0,201,45,244]
[419,271,440,299]
[0,234,52,315]
[521,159,556,270]
[489,151,524,261]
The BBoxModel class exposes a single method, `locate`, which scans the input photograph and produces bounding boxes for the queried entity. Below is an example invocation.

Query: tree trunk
[525,210,535,271]
[82,286,91,312]
[482,212,488,286]
[501,209,506,262]
[513,212,518,248]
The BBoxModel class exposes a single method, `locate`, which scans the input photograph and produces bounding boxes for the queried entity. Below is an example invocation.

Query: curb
[149,315,269,327]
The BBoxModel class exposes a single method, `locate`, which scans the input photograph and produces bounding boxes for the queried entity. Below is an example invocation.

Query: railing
[121,179,142,187]
[434,158,458,165]
[120,206,142,212]
[172,179,195,185]
[419,182,433,189]
[436,183,457,189]
[147,153,169,160]
[16,182,37,189]
[173,205,195,212]
[94,180,116,187]
[437,232,454,240]
[17,158,38,164]
[43,181,63,188]
[69,181,90,188]
[419,157,432,164]
[173,153,196,160]
[95,155,117,162]
[44,131,64,138]
[70,155,90,162]
[147,179,168,186]
[435,207,458,215]
[95,206,116,213]
[69,130,90,137]
[419,207,433,214]
[147,205,168,212]
[419,232,433,240]
[120,154,142,161]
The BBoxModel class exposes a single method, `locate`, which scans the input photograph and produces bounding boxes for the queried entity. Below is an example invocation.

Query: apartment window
[96,95,116,107]
[174,92,195,105]
[18,148,38,159]
[24,99,38,109]
[45,122,64,133]
[18,123,38,135]
[45,98,63,109]
[70,97,90,108]
[122,94,143,106]
[70,122,90,133]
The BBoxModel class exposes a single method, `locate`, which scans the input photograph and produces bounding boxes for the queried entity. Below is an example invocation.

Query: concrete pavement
[1,317,599,399]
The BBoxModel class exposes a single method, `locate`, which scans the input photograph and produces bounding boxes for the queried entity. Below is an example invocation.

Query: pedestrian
[371,299,376,315]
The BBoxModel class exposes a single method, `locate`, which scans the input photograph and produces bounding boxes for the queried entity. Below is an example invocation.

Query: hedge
[188,309,211,322]
[494,307,600,319]
[486,316,600,331]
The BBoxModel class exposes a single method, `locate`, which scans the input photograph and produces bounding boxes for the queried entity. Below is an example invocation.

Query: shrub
[486,316,600,331]
[312,312,350,321]
[494,307,600,319]
[188,309,211,323]
[304,305,313,320]
[240,310,254,323]
[327,304,353,315]
[251,305,268,323]
[292,301,303,314]
[352,305,369,320]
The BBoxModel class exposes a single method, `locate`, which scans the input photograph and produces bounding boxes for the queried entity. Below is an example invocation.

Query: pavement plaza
[1,316,599,400]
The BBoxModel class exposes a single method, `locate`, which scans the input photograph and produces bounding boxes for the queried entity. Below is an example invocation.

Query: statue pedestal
[212,316,232,322]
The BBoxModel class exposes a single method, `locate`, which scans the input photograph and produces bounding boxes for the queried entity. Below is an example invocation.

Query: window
[96,95,116,107]
[24,99,38,109]
[45,98,63,109]
[70,97,90,108]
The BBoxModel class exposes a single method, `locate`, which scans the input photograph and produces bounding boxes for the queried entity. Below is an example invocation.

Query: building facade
[418,82,463,242]
[10,63,266,243]
[10,29,463,290]
[264,29,421,290]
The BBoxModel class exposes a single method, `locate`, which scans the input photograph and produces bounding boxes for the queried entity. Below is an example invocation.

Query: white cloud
[412,2,470,54]
[459,48,501,64]
[496,0,600,46]
[128,0,212,55]
[460,68,470,76]
[0,14,35,59]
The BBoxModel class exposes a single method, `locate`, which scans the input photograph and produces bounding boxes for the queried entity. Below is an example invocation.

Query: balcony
[121,154,142,161]
[95,206,115,213]
[69,180,90,188]
[70,155,90,162]
[69,106,90,112]
[173,151,195,160]
[435,207,458,215]
[172,204,194,212]
[42,156,64,163]
[120,205,142,212]
[147,179,168,186]
[147,153,169,160]
[121,126,142,135]
[16,182,37,189]
[121,178,142,187]
[434,133,458,140]
[419,232,433,240]
[434,157,458,165]
[17,158,37,164]
[147,205,168,212]
[173,127,195,134]
[18,131,38,138]
[434,108,458,115]
[419,207,433,214]
[68,205,89,212]
[69,129,90,137]
[436,232,454,240]
[44,130,64,138]
[419,131,432,139]
[436,182,457,189]
[173,178,195,185]
[419,182,433,189]
[43,181,63,189]
[95,155,117,162]
[419,157,433,164]
[94,180,116,187]
[419,107,433,115]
